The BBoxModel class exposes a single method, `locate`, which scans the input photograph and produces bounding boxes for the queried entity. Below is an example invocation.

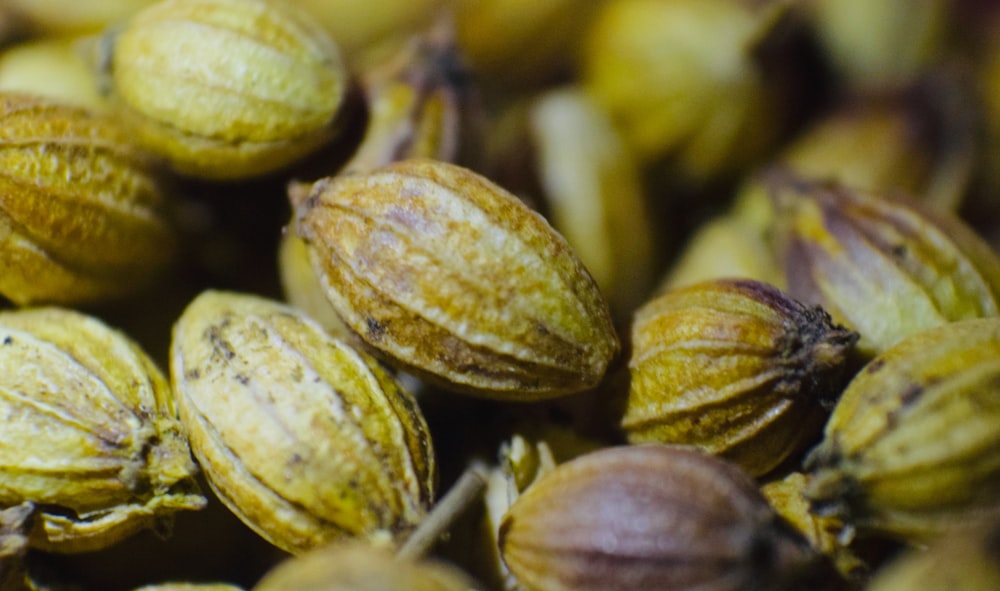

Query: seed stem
[396,462,489,561]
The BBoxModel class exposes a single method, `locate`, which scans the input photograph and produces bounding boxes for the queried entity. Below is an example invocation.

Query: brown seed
[499,444,839,591]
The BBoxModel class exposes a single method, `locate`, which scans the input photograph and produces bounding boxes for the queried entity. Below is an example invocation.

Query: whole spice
[0,92,174,305]
[623,278,858,476]
[0,37,107,111]
[291,158,619,400]
[286,0,446,59]
[807,0,950,92]
[748,90,973,213]
[0,307,204,553]
[452,0,601,89]
[767,172,1000,358]
[101,0,349,179]
[3,0,156,35]
[170,290,436,554]
[580,0,792,180]
[805,317,1000,541]
[278,24,479,339]
[526,87,655,319]
[498,444,839,591]
[659,213,785,291]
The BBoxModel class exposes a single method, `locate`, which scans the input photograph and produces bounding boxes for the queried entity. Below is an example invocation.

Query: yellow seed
[805,317,1000,541]
[0,92,175,305]
[581,0,790,179]
[4,0,157,35]
[624,278,857,476]
[0,307,204,553]
[103,0,348,179]
[170,290,436,554]
[528,87,655,319]
[286,0,446,58]
[807,0,949,92]
[0,37,107,111]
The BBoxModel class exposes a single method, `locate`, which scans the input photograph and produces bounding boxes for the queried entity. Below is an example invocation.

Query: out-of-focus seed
[805,317,1000,541]
[101,0,349,179]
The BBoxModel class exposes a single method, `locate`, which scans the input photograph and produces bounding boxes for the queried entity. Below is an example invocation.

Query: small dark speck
[865,358,885,374]
[890,244,907,258]
[2,336,11,345]
[367,317,386,341]
[207,326,237,360]
[235,373,250,386]
[900,383,923,406]
[186,369,201,380]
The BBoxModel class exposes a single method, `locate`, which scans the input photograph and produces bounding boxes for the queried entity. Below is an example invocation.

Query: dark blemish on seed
[207,326,236,361]
[186,369,200,380]
[235,373,249,385]
[366,318,386,342]
[864,358,885,374]
[2,336,11,345]
[890,244,907,259]
[900,383,923,407]
[885,384,924,429]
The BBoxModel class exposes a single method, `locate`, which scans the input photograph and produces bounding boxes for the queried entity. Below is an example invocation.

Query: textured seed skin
[292,158,619,400]
[279,30,477,339]
[0,92,174,305]
[768,174,1000,357]
[499,444,836,591]
[104,0,348,179]
[0,307,204,553]
[805,317,1000,541]
[170,290,435,554]
[624,279,858,476]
